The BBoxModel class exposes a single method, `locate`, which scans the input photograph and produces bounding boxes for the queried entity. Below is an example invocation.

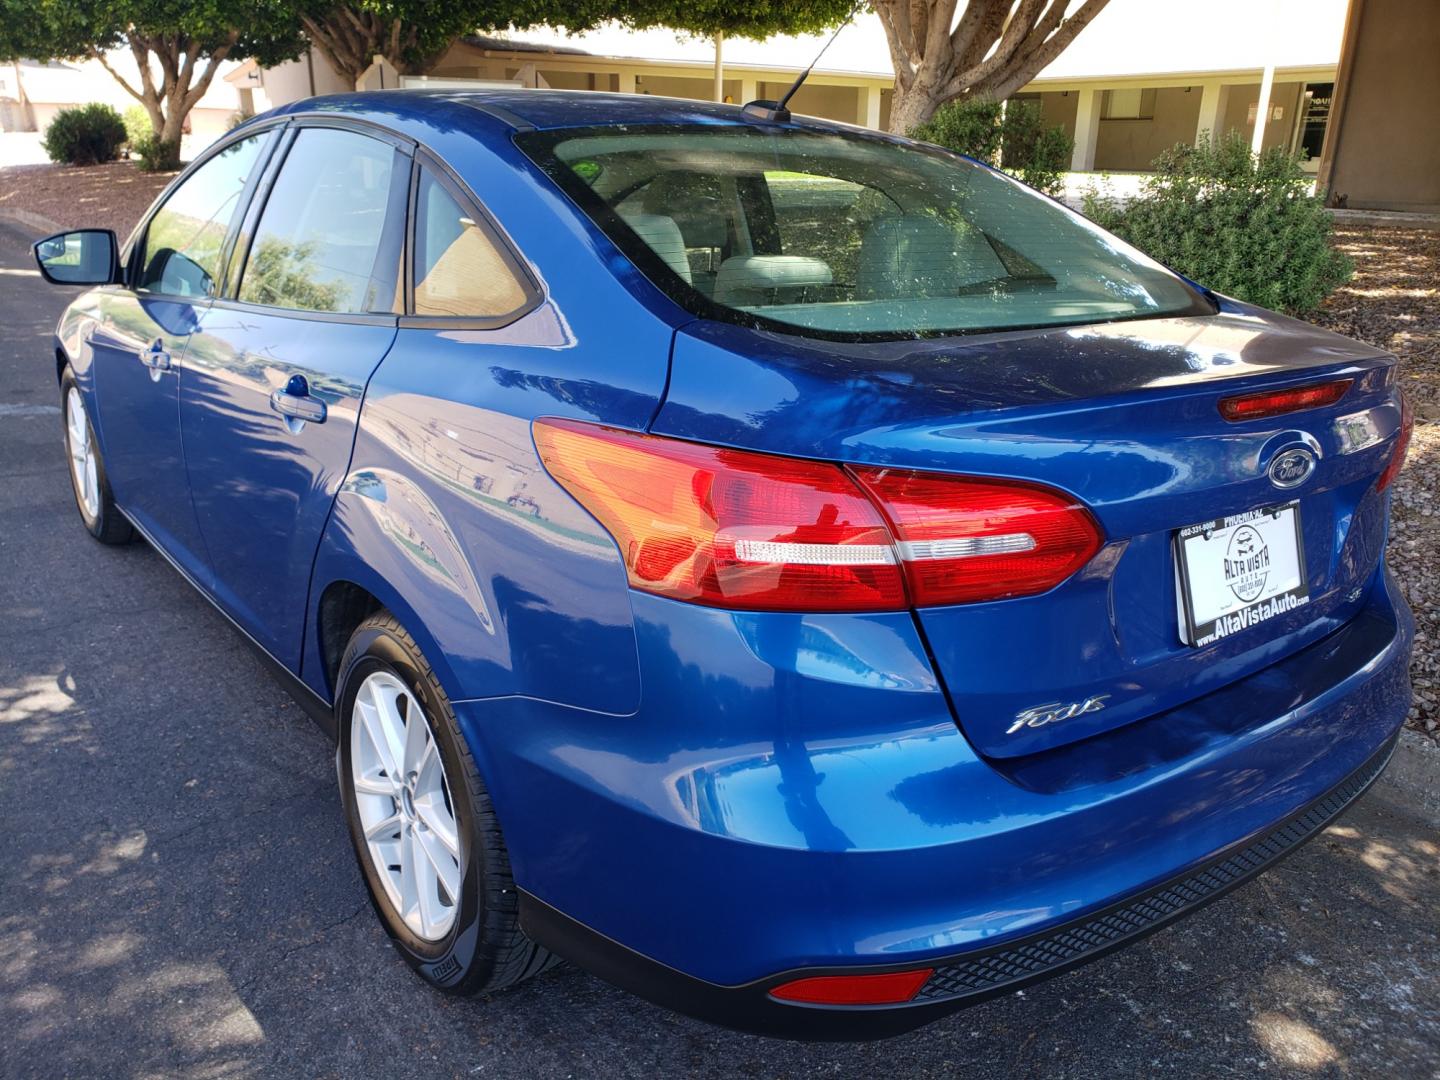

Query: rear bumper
[517,730,1397,1039]
[458,564,1412,1039]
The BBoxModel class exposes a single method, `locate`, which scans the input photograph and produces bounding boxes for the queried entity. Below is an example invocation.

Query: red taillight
[533,419,906,612]
[851,467,1104,606]
[769,968,933,1006]
[1218,379,1352,422]
[533,418,1103,612]
[1377,395,1414,492]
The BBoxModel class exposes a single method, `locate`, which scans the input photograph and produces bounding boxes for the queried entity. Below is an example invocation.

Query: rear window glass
[517,125,1210,341]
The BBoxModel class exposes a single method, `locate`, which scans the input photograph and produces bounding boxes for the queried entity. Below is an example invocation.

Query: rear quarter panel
[303,113,679,711]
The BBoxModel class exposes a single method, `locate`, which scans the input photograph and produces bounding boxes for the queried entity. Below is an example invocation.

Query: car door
[90,130,277,582]
[179,123,408,665]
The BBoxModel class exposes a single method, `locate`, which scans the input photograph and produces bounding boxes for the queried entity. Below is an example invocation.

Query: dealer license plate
[1174,502,1309,646]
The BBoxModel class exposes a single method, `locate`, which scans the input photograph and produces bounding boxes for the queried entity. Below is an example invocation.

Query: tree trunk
[888,84,944,136]
[90,33,236,168]
[876,0,1111,135]
[303,10,440,89]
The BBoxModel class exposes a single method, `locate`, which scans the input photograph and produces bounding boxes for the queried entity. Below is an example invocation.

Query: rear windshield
[516,123,1211,341]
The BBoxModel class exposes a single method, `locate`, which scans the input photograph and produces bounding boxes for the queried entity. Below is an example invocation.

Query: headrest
[714,255,833,306]
[618,211,692,284]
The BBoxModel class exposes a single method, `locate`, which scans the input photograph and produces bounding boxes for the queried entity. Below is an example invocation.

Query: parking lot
[1,220,1437,1079]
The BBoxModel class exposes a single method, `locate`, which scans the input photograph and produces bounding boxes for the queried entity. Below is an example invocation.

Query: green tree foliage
[41,102,127,164]
[0,0,305,169]
[121,102,150,143]
[240,237,344,312]
[298,1,858,87]
[911,96,1073,196]
[1083,132,1352,316]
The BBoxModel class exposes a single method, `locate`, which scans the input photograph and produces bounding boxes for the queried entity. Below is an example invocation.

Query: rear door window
[237,128,399,314]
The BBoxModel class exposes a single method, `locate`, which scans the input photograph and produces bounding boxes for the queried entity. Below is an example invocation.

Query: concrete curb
[1379,729,1440,824]
[0,207,64,240]
[1328,207,1440,232]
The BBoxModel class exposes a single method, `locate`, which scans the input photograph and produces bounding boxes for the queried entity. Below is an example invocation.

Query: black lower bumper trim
[518,733,1397,1040]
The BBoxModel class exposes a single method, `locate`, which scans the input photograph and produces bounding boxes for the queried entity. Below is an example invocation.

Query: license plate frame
[1173,501,1310,647]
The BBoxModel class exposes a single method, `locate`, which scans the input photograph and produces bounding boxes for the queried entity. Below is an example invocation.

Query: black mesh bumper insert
[915,740,1394,1002]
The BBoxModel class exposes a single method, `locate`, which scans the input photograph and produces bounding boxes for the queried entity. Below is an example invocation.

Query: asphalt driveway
[0,222,1437,1079]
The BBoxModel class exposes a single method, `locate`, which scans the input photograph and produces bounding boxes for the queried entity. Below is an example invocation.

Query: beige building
[0,56,239,139]
[1317,0,1439,213]
[232,1,1348,177]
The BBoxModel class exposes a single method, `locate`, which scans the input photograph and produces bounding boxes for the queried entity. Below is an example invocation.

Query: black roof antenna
[741,1,865,123]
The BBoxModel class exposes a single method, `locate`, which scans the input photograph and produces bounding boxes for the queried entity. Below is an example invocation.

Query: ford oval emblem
[1268,447,1316,489]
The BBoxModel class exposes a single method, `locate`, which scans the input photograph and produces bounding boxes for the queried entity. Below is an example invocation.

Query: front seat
[856,214,1007,300]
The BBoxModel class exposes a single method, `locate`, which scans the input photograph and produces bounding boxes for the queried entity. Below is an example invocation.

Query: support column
[857,84,881,128]
[1071,87,1101,171]
[1195,80,1231,144]
[739,77,757,105]
[616,70,636,95]
[1252,63,1276,154]
[713,33,724,103]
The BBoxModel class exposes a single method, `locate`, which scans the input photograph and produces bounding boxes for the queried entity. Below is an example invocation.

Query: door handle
[140,339,171,370]
[269,375,327,425]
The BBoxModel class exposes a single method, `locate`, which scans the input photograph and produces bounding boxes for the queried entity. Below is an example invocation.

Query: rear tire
[336,611,558,994]
[61,368,132,545]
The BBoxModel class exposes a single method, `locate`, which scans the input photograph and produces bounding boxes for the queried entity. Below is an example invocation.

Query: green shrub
[1000,101,1072,196]
[122,104,152,146]
[131,132,182,172]
[910,97,1073,196]
[41,103,127,166]
[910,98,1003,163]
[1083,131,1351,316]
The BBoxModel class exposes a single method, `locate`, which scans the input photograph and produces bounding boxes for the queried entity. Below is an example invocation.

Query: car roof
[267,88,864,138]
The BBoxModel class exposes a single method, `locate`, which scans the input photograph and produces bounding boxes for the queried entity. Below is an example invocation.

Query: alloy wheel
[350,671,462,941]
[65,387,99,519]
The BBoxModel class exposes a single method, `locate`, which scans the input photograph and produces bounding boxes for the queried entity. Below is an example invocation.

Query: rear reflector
[1218,379,1352,422]
[769,968,934,1006]
[1377,395,1414,492]
[534,418,1103,612]
[851,467,1104,606]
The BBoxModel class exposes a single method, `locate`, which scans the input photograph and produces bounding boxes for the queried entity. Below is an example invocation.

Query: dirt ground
[2,162,1436,740]
[0,161,175,238]
[1313,227,1440,741]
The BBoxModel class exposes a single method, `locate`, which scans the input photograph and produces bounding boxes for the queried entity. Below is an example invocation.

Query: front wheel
[336,611,557,994]
[61,369,132,545]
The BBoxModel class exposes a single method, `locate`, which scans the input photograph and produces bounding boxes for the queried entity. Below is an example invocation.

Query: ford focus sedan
[35,90,1413,1039]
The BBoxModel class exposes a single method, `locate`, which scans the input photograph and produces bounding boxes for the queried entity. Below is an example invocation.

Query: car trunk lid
[651,303,1405,758]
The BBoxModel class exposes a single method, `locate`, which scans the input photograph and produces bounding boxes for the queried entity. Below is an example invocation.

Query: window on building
[1102,88,1156,120]
[412,168,529,318]
[138,133,271,298]
[1300,82,1334,160]
[237,128,398,314]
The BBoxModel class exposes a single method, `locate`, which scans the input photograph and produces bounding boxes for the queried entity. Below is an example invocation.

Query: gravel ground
[3,163,1436,739]
[0,161,175,237]
[1314,226,1440,743]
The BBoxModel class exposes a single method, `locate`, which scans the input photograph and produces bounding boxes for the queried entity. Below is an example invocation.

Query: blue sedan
[34,89,1414,1039]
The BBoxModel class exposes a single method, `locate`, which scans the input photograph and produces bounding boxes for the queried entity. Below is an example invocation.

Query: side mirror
[33,229,120,286]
